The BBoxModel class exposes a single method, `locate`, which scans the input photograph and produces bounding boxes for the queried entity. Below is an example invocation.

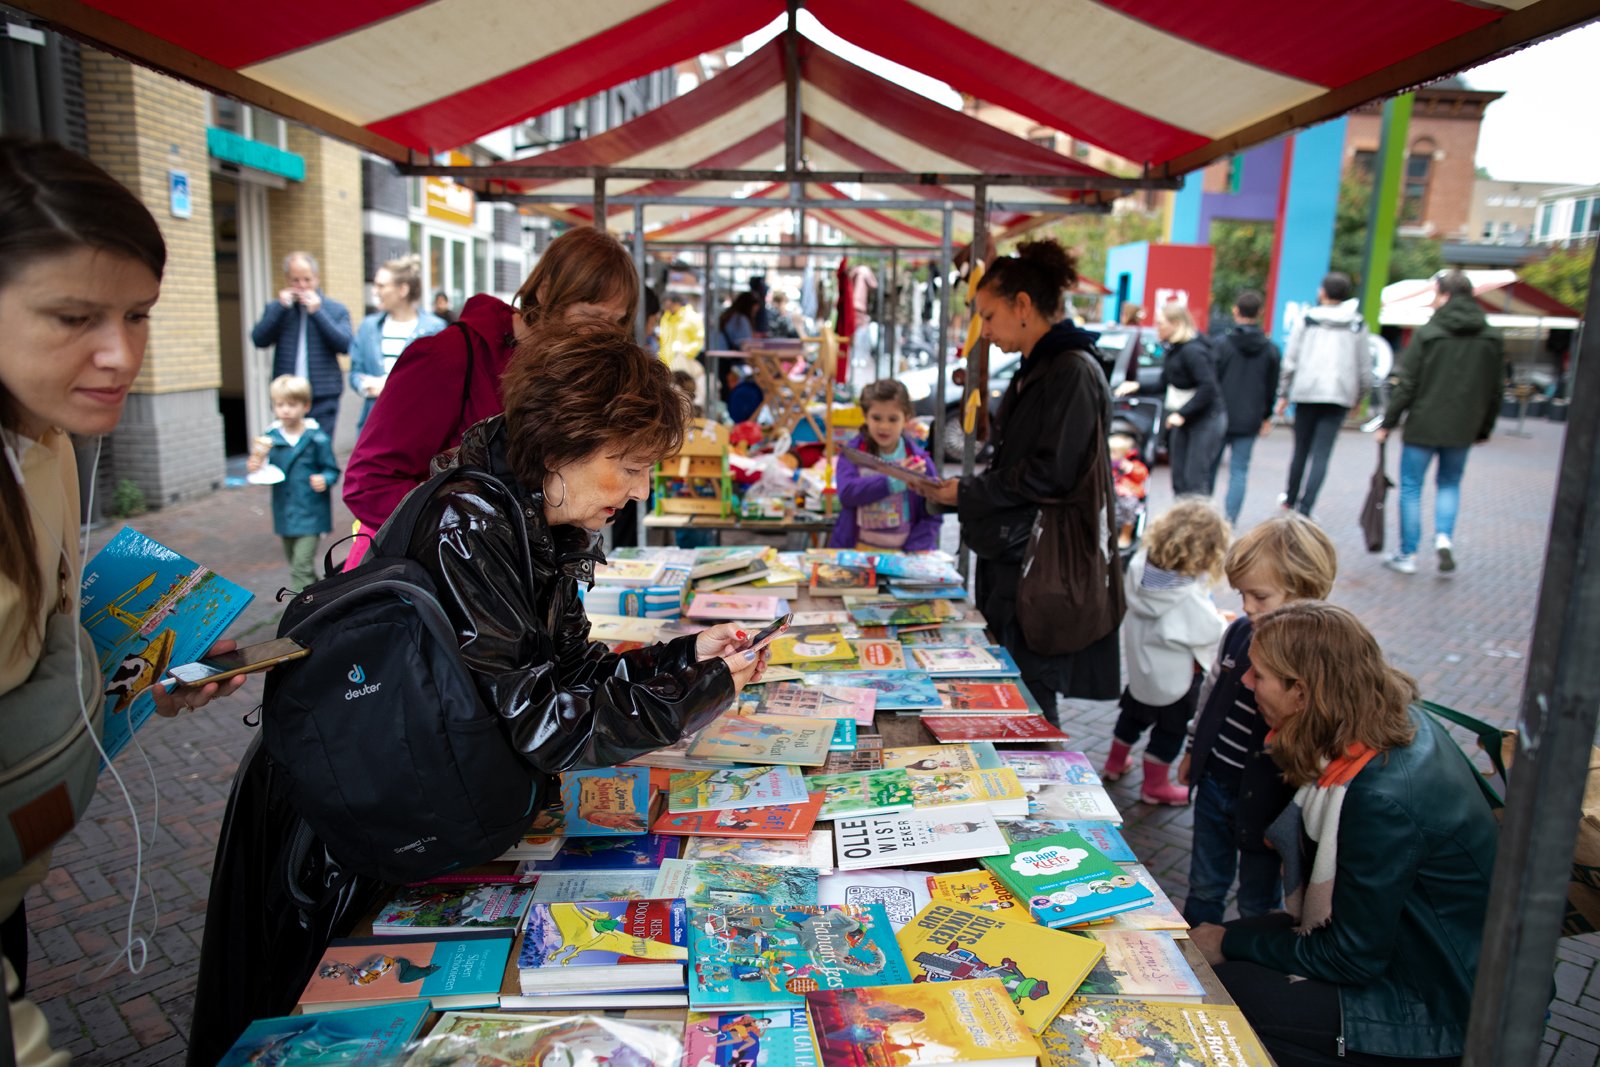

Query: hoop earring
[545,473,568,508]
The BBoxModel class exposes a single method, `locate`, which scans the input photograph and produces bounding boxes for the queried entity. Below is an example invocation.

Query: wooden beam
[1158,0,1600,178]
[14,0,415,163]
[409,162,1176,192]
[783,0,802,175]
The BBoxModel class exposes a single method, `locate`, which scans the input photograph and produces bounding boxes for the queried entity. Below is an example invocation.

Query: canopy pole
[783,0,802,175]
[632,203,647,346]
[888,248,900,373]
[933,203,955,472]
[958,178,989,583]
[593,177,607,232]
[703,243,718,417]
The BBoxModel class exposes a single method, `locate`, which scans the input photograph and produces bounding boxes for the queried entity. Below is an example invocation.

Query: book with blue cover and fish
[80,527,252,761]
[516,898,688,993]
[687,903,912,1011]
[215,1000,431,1066]
[980,830,1154,928]
[297,930,513,1013]
[558,767,653,835]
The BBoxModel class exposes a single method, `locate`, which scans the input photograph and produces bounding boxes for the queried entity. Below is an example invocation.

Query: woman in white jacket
[1103,499,1231,805]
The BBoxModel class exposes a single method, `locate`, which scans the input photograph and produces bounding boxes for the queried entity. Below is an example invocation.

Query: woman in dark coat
[1149,302,1227,496]
[917,240,1120,722]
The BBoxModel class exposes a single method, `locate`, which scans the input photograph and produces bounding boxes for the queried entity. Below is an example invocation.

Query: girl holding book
[829,379,941,551]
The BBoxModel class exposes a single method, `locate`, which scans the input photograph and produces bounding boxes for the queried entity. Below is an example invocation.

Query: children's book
[888,584,966,600]
[80,527,253,762]
[297,931,514,1013]
[767,632,856,666]
[898,902,1103,1030]
[980,830,1153,929]
[847,638,906,670]
[694,558,772,592]
[497,832,564,862]
[835,445,945,494]
[651,859,820,910]
[690,546,768,579]
[1023,783,1123,824]
[1075,931,1205,998]
[593,558,668,586]
[910,646,1003,675]
[923,715,1070,744]
[527,834,680,871]
[586,614,668,644]
[804,979,1040,1067]
[529,870,658,903]
[1040,998,1274,1066]
[883,742,1003,772]
[1085,864,1189,935]
[582,568,689,619]
[907,768,1028,819]
[372,881,536,935]
[558,767,653,835]
[834,810,1009,871]
[1003,820,1136,863]
[686,592,788,621]
[668,766,812,813]
[863,552,964,585]
[809,561,878,598]
[929,680,1034,714]
[898,627,992,647]
[688,903,911,1011]
[846,599,962,627]
[803,670,941,710]
[517,898,688,993]
[822,745,885,773]
[818,868,933,929]
[413,1011,685,1067]
[688,714,835,767]
[685,1008,814,1067]
[828,718,858,751]
[651,792,824,840]
[216,1000,432,1066]
[681,831,835,870]
[926,870,1031,924]
[790,609,853,626]
[999,750,1100,785]
[804,768,916,820]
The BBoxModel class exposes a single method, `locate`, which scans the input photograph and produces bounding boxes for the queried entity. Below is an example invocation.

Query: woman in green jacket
[1191,601,1499,1066]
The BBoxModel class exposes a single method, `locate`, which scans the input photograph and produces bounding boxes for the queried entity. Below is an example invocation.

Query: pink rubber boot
[1102,739,1134,782]
[1140,757,1191,806]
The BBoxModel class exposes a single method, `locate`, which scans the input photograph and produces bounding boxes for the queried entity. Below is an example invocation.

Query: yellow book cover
[883,744,988,772]
[926,871,1033,925]
[907,768,1026,811]
[1040,998,1273,1066]
[768,632,857,666]
[896,903,1103,1031]
[806,978,1041,1066]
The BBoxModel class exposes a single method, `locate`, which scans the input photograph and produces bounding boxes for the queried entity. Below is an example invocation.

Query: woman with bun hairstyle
[916,240,1120,722]
[348,254,447,435]
[342,226,638,558]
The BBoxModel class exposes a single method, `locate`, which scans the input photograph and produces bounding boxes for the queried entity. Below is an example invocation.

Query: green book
[804,768,915,820]
[980,830,1154,928]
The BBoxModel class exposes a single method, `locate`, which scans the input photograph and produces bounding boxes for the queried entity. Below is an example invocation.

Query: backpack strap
[454,321,478,425]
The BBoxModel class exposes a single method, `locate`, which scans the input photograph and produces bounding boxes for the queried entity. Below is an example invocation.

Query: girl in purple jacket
[829,380,942,551]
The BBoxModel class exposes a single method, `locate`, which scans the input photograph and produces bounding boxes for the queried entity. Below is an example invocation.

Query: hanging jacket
[1214,324,1282,436]
[1380,295,1504,448]
[1279,299,1369,409]
[1120,551,1226,706]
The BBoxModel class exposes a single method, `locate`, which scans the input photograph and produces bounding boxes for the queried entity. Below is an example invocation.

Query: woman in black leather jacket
[1141,303,1226,496]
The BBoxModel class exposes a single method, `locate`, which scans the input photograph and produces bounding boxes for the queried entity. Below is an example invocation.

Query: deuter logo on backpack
[345,663,382,700]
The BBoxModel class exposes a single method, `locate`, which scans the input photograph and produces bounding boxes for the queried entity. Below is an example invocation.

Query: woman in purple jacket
[829,380,942,551]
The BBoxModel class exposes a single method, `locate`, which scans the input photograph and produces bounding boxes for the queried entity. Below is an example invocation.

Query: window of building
[1539,203,1554,239]
[1482,220,1495,240]
[209,98,286,149]
[1573,198,1590,237]
[1400,148,1432,224]
[1351,150,1377,178]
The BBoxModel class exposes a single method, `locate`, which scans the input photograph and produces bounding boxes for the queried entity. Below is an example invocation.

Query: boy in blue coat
[249,375,341,591]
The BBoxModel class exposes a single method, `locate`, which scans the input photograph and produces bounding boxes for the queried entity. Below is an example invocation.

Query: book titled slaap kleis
[651,791,825,840]
[923,715,1071,744]
[558,767,653,835]
[907,768,1028,820]
[804,768,916,820]
[1003,820,1137,864]
[834,810,1009,871]
[926,870,1032,924]
[668,765,811,813]
[818,868,933,929]
[217,1000,432,1067]
[297,930,514,1013]
[685,1008,814,1067]
[929,680,1034,715]
[651,859,821,910]
[802,670,941,711]
[1000,750,1101,786]
[686,592,788,621]
[980,831,1154,929]
[1075,930,1205,999]
[804,978,1041,1067]
[883,742,1003,772]
[688,713,834,767]
[416,1011,685,1066]
[1040,998,1274,1067]
[682,831,835,870]
[517,898,688,994]
[757,682,877,727]
[373,881,536,935]
[688,903,912,1011]
[80,527,252,762]
[897,902,1104,1031]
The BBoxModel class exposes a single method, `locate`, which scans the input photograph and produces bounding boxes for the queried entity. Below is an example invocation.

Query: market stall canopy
[1381,270,1582,329]
[20,0,1598,174]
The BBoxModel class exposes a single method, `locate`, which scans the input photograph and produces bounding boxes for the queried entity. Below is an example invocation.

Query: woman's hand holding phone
[150,639,249,717]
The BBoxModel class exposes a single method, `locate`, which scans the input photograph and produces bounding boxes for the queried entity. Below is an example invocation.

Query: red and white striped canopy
[23,0,1596,174]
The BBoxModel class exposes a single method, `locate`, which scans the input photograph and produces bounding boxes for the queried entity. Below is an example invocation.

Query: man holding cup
[251,252,352,446]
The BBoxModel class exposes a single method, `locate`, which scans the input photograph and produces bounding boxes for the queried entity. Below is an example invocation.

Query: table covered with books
[228,545,1276,1067]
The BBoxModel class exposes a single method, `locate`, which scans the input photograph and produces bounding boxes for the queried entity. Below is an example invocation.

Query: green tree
[1519,244,1593,313]
[1208,219,1274,318]
[1329,177,1443,289]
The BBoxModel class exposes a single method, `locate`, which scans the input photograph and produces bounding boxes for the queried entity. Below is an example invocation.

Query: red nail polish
[736,630,748,640]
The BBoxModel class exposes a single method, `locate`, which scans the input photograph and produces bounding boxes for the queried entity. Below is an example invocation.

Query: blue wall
[1103,242,1151,323]
[1271,118,1347,345]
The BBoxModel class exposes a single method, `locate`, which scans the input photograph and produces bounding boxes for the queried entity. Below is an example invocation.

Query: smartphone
[743,613,793,652]
[167,636,309,688]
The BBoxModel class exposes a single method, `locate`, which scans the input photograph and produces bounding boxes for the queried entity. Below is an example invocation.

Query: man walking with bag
[1376,271,1504,575]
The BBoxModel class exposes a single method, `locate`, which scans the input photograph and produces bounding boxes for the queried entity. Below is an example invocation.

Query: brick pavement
[20,416,1593,1064]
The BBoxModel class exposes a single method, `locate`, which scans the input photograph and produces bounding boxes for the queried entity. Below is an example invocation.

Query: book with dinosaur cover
[216,1000,431,1067]
[516,898,688,993]
[412,1011,685,1067]
[907,768,1028,820]
[999,750,1100,786]
[528,834,680,871]
[651,859,821,910]
[805,769,916,820]
[1040,998,1273,1066]
[688,714,834,767]
[1075,930,1205,999]
[818,869,933,929]
[834,811,1008,871]
[883,742,1003,772]
[757,682,877,727]
[651,792,824,840]
[668,766,811,813]
[922,716,1070,744]
[898,902,1103,1030]
[558,767,653,835]
[928,680,1034,715]
[372,881,536,935]
[685,1008,814,1067]
[528,870,658,903]
[297,931,513,1013]
[804,979,1040,1066]
[688,903,912,1011]
[980,831,1153,928]
[802,670,941,711]
[681,831,835,870]
[926,870,1030,924]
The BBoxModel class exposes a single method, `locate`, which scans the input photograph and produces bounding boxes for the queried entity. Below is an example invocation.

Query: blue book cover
[218,1000,431,1065]
[687,903,912,1011]
[534,834,681,871]
[299,931,514,1012]
[829,717,857,750]
[558,767,652,835]
[799,670,940,710]
[79,527,252,763]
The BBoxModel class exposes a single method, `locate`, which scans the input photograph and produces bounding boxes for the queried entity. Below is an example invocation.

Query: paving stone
[1552,1034,1600,1067]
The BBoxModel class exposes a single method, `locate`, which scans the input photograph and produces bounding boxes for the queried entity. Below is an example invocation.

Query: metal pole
[702,243,718,419]
[593,177,607,232]
[933,203,954,470]
[959,180,989,583]
[783,0,801,175]
[1463,242,1600,1065]
[889,248,900,373]
[632,203,647,345]
[875,261,889,382]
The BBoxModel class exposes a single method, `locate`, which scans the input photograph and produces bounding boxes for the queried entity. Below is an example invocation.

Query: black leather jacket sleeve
[417,485,735,777]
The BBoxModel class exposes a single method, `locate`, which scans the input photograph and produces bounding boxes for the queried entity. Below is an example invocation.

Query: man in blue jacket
[251,252,353,445]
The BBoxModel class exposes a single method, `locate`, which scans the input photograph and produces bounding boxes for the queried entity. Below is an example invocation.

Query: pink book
[922,715,1072,744]
[684,593,786,621]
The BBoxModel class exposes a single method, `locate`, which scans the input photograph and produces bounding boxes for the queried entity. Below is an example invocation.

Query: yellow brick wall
[80,52,220,395]
[268,127,364,320]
